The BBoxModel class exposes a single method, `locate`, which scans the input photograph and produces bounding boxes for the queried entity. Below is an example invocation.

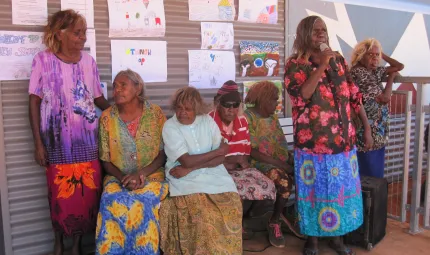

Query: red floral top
[285,55,362,155]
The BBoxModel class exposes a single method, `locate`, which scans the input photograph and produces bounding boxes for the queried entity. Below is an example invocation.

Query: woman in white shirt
[159,87,242,255]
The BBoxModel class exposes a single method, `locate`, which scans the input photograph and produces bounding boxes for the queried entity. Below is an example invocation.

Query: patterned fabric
[229,168,276,200]
[285,56,363,155]
[99,101,165,174]
[265,168,293,199]
[46,160,102,237]
[29,50,103,164]
[209,110,251,156]
[125,116,141,138]
[244,109,291,173]
[162,114,238,196]
[96,101,168,255]
[96,175,169,255]
[159,192,242,255]
[294,147,363,237]
[350,66,389,152]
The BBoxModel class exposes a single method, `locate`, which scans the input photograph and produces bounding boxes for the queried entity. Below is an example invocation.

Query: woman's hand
[363,128,374,151]
[34,142,48,167]
[218,141,230,156]
[238,156,250,169]
[375,94,391,105]
[320,47,336,68]
[170,165,192,178]
[276,160,294,175]
[121,173,145,190]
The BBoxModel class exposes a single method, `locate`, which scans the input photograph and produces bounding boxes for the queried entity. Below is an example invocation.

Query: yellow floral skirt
[96,171,168,255]
[160,192,242,255]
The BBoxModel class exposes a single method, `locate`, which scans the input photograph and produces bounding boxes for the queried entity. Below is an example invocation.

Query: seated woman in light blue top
[159,87,242,255]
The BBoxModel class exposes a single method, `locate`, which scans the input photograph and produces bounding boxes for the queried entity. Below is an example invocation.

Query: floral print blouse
[350,66,389,152]
[285,56,362,155]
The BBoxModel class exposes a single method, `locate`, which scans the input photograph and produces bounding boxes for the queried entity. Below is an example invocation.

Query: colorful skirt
[96,172,169,255]
[46,160,102,237]
[294,148,363,237]
[160,192,242,255]
[229,168,276,200]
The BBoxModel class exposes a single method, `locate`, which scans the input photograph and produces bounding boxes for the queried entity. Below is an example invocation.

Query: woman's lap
[159,192,242,255]
[229,168,276,200]
[294,148,364,237]
[96,176,169,255]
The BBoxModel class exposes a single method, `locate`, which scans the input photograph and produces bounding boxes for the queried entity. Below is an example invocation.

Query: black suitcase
[345,176,388,250]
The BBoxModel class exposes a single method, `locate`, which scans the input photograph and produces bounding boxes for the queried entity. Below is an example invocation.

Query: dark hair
[244,81,279,107]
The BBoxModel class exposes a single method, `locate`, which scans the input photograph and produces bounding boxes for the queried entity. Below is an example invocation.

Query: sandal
[302,247,319,255]
[328,240,356,255]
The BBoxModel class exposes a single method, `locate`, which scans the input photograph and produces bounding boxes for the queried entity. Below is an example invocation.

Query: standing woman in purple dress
[28,10,109,255]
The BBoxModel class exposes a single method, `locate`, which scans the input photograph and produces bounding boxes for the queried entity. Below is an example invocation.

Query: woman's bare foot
[53,233,64,255]
[71,235,82,255]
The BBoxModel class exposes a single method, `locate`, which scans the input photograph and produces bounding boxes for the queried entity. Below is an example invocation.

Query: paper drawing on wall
[188,50,235,89]
[239,41,279,77]
[238,0,278,24]
[189,0,235,21]
[243,80,283,114]
[201,22,234,49]
[108,0,166,37]
[0,31,46,81]
[111,40,167,82]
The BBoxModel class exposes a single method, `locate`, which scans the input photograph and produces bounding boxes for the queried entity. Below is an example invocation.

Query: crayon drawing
[238,0,278,24]
[201,22,234,50]
[188,50,235,89]
[239,41,280,77]
[108,0,166,37]
[189,0,235,21]
[243,80,283,114]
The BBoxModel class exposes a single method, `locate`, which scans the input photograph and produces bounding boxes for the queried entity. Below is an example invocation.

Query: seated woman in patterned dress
[96,69,169,255]
[209,80,276,239]
[244,81,295,248]
[160,87,242,254]
[350,38,403,178]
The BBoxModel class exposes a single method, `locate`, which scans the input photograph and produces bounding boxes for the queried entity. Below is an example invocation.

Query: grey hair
[114,69,145,102]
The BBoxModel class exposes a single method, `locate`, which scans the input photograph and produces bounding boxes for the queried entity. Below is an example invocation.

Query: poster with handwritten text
[201,22,234,50]
[108,0,166,37]
[61,0,95,28]
[12,0,48,26]
[189,0,235,21]
[188,50,235,89]
[238,0,278,24]
[0,31,46,81]
[111,40,167,82]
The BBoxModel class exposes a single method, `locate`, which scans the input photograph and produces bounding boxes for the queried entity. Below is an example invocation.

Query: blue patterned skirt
[294,148,363,237]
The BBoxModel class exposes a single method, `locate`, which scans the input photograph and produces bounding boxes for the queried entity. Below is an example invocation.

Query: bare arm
[169,155,225,178]
[301,50,335,100]
[138,150,166,177]
[102,161,124,181]
[94,96,110,111]
[250,148,292,174]
[177,142,228,169]
[382,53,404,73]
[29,95,48,166]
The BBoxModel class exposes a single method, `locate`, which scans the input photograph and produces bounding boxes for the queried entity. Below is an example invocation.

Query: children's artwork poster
[239,41,280,77]
[189,0,235,21]
[188,50,235,89]
[83,29,97,61]
[243,80,283,114]
[12,0,48,26]
[0,31,46,81]
[111,40,167,82]
[201,22,234,50]
[61,0,95,28]
[238,0,278,24]
[108,0,166,38]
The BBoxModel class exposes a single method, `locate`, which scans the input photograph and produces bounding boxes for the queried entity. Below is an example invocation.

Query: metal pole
[410,83,425,234]
[401,91,412,222]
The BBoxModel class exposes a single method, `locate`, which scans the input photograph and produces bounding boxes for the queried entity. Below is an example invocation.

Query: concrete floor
[243,219,430,255]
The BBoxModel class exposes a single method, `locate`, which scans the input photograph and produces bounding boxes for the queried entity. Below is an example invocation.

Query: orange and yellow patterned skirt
[160,192,242,255]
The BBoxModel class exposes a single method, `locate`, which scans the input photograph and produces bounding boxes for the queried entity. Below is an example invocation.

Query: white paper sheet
[12,0,48,26]
[238,0,278,24]
[83,29,97,61]
[0,31,46,81]
[61,0,95,28]
[108,0,166,38]
[201,22,234,50]
[188,50,235,89]
[111,40,167,83]
[189,0,235,21]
